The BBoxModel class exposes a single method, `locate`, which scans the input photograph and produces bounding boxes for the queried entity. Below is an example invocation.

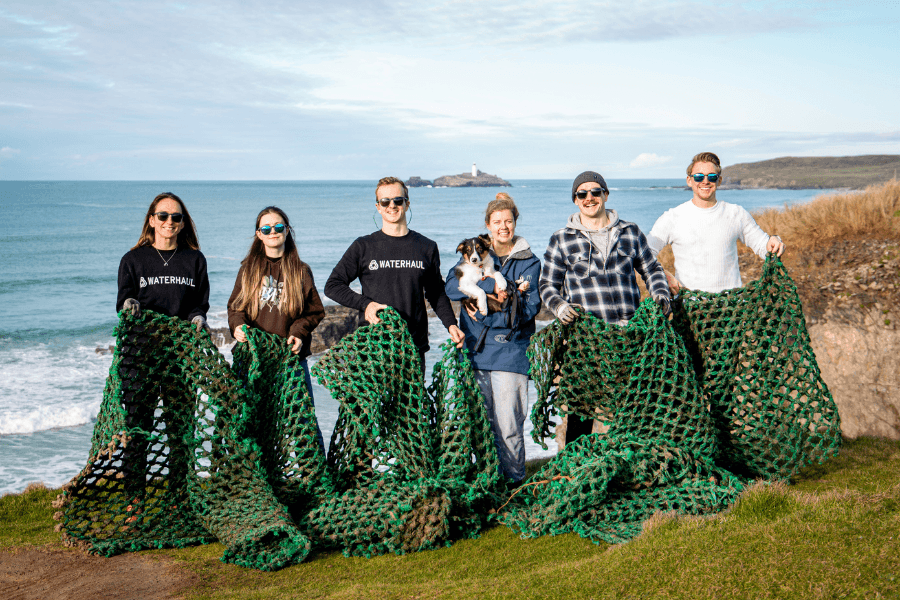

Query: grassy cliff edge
[721,155,900,190]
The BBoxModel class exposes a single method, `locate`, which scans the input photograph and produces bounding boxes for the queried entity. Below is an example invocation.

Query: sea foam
[0,340,111,435]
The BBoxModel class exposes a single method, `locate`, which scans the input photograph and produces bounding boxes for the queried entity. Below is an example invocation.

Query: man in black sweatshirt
[324,176,464,362]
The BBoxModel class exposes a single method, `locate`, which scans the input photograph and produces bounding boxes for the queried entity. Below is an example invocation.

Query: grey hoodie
[566,209,624,264]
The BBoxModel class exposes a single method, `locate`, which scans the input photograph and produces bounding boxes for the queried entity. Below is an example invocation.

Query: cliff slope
[721,155,900,189]
[660,180,900,439]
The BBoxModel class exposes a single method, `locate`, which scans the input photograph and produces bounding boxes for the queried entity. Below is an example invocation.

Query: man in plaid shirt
[539,170,672,444]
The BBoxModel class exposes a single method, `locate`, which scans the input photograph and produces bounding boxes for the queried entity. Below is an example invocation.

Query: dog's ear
[456,240,467,254]
[478,234,492,246]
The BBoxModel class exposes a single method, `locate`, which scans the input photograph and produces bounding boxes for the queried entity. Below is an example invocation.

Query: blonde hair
[687,152,722,176]
[230,206,307,320]
[484,192,519,225]
[375,176,409,199]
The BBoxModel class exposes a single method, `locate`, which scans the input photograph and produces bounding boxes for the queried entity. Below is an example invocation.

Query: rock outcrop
[433,170,511,188]
[808,309,900,439]
[406,177,432,188]
[739,238,900,440]
[309,306,359,354]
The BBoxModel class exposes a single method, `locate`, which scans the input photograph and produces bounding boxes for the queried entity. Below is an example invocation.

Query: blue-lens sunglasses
[258,223,286,235]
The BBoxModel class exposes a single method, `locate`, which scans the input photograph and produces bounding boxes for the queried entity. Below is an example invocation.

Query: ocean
[0,179,835,494]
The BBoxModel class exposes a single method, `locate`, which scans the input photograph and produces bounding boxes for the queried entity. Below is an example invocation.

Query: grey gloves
[191,315,209,333]
[122,299,208,332]
[654,295,671,317]
[123,298,140,316]
[556,302,581,325]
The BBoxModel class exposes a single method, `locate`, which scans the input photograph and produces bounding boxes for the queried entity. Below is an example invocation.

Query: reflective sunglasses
[574,187,606,200]
[258,223,286,235]
[691,173,720,183]
[153,211,184,223]
[378,196,408,207]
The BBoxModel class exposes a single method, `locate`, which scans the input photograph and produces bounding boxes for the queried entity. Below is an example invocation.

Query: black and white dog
[454,235,507,316]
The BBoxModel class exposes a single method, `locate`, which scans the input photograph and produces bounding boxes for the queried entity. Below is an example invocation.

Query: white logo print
[368,260,379,271]
[259,275,284,310]
[139,277,147,288]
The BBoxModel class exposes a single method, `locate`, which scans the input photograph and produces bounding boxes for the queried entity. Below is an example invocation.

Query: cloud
[0,146,21,160]
[0,1,895,180]
[630,153,672,168]
[401,0,810,45]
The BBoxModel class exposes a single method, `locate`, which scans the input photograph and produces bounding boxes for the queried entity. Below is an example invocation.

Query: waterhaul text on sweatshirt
[116,245,210,321]
[324,230,457,353]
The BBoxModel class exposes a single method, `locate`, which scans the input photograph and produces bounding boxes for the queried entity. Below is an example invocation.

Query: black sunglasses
[258,223,286,235]
[378,196,408,207]
[691,173,720,183]
[153,211,183,223]
[574,188,606,200]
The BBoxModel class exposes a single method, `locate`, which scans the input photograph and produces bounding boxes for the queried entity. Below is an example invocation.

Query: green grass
[3,438,899,599]
[0,482,59,547]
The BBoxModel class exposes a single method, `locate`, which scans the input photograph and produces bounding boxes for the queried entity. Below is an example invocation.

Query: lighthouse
[472,163,477,177]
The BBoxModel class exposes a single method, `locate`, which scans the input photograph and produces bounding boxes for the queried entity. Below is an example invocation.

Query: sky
[1,0,898,180]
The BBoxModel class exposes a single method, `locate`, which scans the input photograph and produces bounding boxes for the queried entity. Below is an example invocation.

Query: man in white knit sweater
[647,152,785,294]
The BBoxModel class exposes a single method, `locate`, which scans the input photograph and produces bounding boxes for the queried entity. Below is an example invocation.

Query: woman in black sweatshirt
[115,192,210,517]
[116,192,210,326]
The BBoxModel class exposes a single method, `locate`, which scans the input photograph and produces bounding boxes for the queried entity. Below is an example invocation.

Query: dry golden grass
[753,179,900,248]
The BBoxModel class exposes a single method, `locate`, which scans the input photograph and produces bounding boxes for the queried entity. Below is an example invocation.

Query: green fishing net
[54,307,503,567]
[303,308,503,557]
[54,257,840,566]
[53,312,316,569]
[501,256,841,543]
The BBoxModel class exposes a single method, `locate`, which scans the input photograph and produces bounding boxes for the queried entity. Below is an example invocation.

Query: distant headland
[721,155,900,190]
[406,164,511,188]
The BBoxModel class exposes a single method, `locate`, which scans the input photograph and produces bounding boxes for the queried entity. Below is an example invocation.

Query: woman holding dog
[445,192,542,484]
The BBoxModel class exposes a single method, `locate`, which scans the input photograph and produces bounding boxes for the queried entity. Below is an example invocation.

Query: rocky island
[721,155,900,190]
[405,164,511,188]
[433,169,511,187]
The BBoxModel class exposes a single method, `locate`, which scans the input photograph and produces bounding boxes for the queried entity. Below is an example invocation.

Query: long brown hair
[131,192,200,250]
[230,206,307,320]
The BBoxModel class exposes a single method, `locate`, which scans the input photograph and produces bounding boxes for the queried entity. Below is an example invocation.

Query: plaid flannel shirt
[539,219,670,324]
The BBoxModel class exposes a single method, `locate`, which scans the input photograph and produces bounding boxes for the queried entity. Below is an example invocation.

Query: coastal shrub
[754,179,900,246]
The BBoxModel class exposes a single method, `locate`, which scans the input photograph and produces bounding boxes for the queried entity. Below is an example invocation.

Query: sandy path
[0,547,199,600]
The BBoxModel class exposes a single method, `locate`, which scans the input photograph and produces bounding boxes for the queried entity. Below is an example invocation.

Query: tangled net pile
[501,256,841,543]
[53,308,503,569]
[54,256,840,567]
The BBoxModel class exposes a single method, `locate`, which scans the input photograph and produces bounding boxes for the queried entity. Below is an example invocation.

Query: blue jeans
[475,370,528,482]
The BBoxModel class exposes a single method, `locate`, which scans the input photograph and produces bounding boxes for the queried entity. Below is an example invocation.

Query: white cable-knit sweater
[647,199,770,293]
